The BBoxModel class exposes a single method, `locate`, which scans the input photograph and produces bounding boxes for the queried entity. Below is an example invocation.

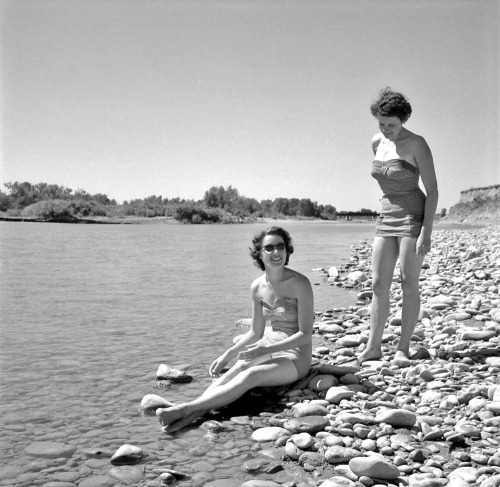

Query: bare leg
[157,358,298,431]
[202,358,259,396]
[358,237,399,365]
[396,237,425,357]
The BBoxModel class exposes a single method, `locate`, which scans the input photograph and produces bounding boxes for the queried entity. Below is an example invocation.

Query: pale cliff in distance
[445,184,500,224]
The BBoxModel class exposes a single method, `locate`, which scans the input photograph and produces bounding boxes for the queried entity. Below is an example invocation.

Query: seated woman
[155,226,314,433]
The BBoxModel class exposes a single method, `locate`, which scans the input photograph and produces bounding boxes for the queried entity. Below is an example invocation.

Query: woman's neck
[264,266,285,285]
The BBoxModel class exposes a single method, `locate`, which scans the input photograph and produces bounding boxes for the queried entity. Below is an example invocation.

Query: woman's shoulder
[404,130,428,147]
[250,275,265,294]
[406,132,431,157]
[284,268,312,293]
[285,267,308,281]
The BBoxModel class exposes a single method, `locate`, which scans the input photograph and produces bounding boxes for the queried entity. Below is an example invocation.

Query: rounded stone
[461,329,495,341]
[361,439,377,451]
[79,476,115,487]
[325,386,356,404]
[110,444,144,465]
[454,422,481,437]
[251,427,289,442]
[375,409,416,428]
[109,465,145,484]
[349,456,400,480]
[291,432,315,449]
[284,441,302,460]
[486,402,500,414]
[320,477,357,487]
[324,446,359,464]
[347,271,368,283]
[292,402,329,417]
[140,393,174,411]
[24,442,77,459]
[283,415,330,434]
[298,451,324,467]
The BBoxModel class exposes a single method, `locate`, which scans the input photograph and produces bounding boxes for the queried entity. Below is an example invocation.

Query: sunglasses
[261,243,286,253]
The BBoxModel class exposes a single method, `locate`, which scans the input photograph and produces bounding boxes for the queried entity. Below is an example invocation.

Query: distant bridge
[336,211,378,221]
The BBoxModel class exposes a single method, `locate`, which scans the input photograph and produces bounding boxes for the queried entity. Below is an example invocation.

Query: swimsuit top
[260,298,298,334]
[371,159,421,198]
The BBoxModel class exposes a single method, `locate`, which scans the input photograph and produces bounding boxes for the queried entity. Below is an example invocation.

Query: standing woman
[358,87,438,366]
[154,226,314,432]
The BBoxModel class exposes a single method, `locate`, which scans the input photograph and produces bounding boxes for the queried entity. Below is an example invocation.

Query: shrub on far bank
[22,200,74,221]
[175,205,223,224]
[68,199,106,217]
[21,199,107,221]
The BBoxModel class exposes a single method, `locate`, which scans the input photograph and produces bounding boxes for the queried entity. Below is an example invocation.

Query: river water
[0,220,379,485]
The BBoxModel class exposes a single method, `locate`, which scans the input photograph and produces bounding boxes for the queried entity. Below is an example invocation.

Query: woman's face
[377,115,403,141]
[260,234,287,269]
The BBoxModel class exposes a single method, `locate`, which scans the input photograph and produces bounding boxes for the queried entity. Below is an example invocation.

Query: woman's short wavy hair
[370,87,412,123]
[249,226,294,271]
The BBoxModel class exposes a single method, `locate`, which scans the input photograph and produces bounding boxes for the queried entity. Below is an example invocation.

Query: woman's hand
[416,234,431,256]
[209,353,230,378]
[236,342,268,362]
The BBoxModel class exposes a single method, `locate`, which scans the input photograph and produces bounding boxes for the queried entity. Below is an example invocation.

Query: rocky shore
[22,225,498,487]
[113,225,499,487]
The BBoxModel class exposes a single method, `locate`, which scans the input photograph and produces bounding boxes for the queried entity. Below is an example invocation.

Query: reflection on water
[0,221,375,484]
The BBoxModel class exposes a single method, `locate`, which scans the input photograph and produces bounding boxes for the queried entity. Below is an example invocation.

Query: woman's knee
[371,274,392,296]
[231,366,263,389]
[230,360,252,376]
[400,274,420,295]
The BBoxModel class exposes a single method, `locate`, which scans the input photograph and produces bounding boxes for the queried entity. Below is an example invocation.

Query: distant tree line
[0,181,339,223]
[0,182,115,209]
[202,185,337,219]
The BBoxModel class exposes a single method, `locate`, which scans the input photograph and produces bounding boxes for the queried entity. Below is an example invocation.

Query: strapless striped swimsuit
[255,298,311,379]
[371,159,426,238]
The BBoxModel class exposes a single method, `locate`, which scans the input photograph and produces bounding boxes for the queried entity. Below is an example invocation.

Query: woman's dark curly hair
[370,87,412,123]
[249,226,294,271]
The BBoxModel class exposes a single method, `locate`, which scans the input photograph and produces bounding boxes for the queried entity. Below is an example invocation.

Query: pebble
[108,465,145,484]
[349,455,400,480]
[140,393,175,411]
[320,477,358,487]
[480,475,500,487]
[156,363,193,383]
[282,415,330,434]
[24,441,77,459]
[325,386,357,403]
[110,444,143,465]
[375,409,417,427]
[74,477,112,487]
[324,446,359,464]
[250,427,289,442]
[290,432,315,449]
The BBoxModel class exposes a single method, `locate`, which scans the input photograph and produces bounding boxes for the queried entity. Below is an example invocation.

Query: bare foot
[156,405,186,427]
[358,349,382,365]
[391,350,413,368]
[163,412,200,433]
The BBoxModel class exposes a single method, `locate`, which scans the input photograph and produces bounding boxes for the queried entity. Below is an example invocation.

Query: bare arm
[372,133,383,155]
[227,283,267,357]
[209,280,266,376]
[414,136,439,253]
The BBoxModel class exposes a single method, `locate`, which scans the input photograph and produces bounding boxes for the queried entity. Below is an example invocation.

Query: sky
[1,0,499,212]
